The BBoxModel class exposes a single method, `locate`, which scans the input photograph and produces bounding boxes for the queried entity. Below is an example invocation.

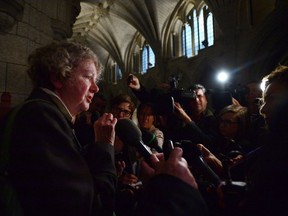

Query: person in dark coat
[240,65,288,216]
[1,42,117,216]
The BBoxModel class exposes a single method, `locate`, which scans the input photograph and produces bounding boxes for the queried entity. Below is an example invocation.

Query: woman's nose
[91,81,99,93]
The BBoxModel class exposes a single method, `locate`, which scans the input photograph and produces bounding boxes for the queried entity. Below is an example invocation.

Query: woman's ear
[51,75,63,89]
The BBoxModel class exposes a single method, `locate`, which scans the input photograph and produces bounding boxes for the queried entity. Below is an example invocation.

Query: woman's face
[218,112,240,139]
[137,106,154,129]
[55,59,99,116]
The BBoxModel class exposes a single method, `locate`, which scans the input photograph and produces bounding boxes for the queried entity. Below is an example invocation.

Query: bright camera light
[217,71,229,83]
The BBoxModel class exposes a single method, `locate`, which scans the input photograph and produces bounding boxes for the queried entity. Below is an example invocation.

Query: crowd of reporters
[75,65,288,216]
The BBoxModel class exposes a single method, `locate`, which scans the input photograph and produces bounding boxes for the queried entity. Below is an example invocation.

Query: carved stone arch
[196,1,208,12]
[125,32,143,74]
[103,56,116,83]
[172,19,184,58]
[139,36,147,49]
[179,2,194,21]
[0,0,24,32]
[161,0,196,58]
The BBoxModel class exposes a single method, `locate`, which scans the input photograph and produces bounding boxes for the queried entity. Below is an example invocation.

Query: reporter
[127,73,172,104]
[241,65,288,216]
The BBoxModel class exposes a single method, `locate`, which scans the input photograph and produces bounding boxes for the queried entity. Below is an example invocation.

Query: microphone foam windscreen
[140,129,157,146]
[115,118,142,145]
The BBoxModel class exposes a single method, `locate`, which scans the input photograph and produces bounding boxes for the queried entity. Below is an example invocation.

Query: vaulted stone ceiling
[71,0,183,68]
[70,0,288,87]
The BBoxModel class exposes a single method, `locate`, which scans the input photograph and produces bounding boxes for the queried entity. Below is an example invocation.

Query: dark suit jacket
[135,174,209,216]
[8,88,117,216]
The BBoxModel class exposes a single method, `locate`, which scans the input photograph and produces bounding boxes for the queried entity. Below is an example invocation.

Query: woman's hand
[94,113,117,145]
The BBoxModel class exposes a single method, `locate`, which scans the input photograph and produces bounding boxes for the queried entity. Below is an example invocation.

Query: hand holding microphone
[153,147,198,189]
[115,118,153,165]
[140,128,163,153]
[115,119,198,189]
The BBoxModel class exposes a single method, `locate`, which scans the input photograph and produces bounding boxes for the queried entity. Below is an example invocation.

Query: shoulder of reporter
[139,174,209,215]
[146,174,201,195]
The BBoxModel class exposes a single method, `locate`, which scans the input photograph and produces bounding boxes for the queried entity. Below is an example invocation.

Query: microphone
[180,140,222,188]
[140,128,163,153]
[115,119,153,164]
[162,139,174,160]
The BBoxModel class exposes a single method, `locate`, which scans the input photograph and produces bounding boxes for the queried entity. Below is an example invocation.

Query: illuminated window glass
[182,23,192,57]
[116,64,122,80]
[181,27,186,56]
[141,47,148,73]
[193,9,199,55]
[198,9,205,50]
[141,44,155,73]
[181,5,214,57]
[207,12,214,46]
[149,47,155,68]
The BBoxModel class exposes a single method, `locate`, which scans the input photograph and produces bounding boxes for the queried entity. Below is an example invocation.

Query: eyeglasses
[219,119,240,126]
[112,107,132,118]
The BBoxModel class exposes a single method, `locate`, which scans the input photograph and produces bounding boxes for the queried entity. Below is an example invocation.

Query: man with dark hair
[172,83,218,149]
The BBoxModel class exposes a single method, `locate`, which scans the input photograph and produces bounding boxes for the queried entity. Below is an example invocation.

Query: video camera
[153,76,198,115]
[168,74,197,103]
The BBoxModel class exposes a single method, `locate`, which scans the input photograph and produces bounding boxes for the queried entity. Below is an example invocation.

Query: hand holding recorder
[115,118,198,189]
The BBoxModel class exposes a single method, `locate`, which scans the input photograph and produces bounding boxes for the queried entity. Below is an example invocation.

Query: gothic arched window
[182,22,192,57]
[181,5,214,57]
[141,43,155,73]
[115,64,122,80]
[207,11,214,47]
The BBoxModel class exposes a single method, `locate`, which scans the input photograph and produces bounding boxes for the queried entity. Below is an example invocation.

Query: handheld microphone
[140,128,163,153]
[162,139,174,160]
[180,140,222,188]
[115,119,153,165]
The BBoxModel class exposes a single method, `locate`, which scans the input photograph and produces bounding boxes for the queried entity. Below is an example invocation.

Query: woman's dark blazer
[8,88,117,216]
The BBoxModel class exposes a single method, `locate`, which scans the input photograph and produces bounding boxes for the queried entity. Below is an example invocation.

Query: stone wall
[0,0,80,109]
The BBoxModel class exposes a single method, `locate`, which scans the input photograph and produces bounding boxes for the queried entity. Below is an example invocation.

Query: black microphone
[180,140,222,188]
[115,119,153,165]
[140,128,163,153]
[162,139,174,160]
